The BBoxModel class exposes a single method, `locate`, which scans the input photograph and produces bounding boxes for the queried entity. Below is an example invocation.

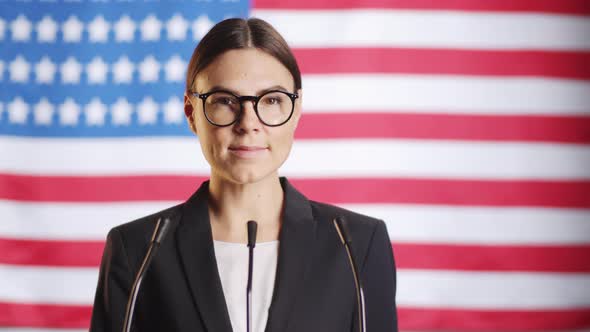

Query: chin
[222,167,276,185]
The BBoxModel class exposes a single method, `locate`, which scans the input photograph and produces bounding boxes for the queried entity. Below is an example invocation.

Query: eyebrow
[204,85,291,95]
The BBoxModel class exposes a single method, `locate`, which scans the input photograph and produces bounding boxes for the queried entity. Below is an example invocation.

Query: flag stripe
[2,264,589,308]
[2,201,589,245]
[5,75,590,114]
[253,10,590,50]
[398,307,590,331]
[396,269,590,308]
[393,243,590,272]
[3,138,589,179]
[0,238,104,267]
[296,113,590,143]
[294,48,590,79]
[2,302,590,331]
[3,237,590,273]
[301,75,590,114]
[253,0,590,15]
[2,175,589,207]
[0,302,91,329]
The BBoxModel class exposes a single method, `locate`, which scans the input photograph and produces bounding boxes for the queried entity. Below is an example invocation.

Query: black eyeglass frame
[189,89,299,127]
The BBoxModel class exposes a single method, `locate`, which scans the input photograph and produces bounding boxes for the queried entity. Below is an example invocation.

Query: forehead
[195,48,295,93]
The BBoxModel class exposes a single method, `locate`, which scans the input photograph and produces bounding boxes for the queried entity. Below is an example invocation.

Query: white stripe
[398,269,590,308]
[0,264,97,305]
[0,200,176,240]
[1,137,589,179]
[252,9,590,50]
[302,75,590,114]
[4,76,590,114]
[2,263,589,308]
[1,201,589,245]
[345,204,590,245]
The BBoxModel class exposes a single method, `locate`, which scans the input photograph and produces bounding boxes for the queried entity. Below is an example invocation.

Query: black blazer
[90,177,398,332]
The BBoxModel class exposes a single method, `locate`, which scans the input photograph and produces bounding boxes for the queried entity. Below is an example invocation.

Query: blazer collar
[175,177,317,332]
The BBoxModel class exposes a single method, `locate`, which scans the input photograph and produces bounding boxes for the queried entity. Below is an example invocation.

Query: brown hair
[185,18,302,93]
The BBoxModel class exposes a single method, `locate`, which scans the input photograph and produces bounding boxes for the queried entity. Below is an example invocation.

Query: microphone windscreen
[334,216,352,245]
[154,217,172,244]
[247,220,258,248]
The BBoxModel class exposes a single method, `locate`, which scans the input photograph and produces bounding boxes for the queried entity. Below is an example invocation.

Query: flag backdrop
[1,0,590,331]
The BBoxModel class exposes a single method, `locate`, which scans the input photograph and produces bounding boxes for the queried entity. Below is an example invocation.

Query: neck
[207,172,284,243]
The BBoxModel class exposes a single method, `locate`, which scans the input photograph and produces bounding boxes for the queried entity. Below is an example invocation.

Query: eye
[210,95,237,106]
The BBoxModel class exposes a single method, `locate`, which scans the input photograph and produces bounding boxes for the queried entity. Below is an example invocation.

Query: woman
[90,17,397,332]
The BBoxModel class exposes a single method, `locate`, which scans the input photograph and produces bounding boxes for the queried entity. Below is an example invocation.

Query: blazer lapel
[176,181,233,332]
[264,178,317,332]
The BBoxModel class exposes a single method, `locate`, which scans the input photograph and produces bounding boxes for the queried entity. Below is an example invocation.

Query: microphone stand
[246,220,258,332]
[122,217,172,332]
[333,216,366,332]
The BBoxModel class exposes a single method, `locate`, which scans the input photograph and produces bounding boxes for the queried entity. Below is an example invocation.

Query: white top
[213,240,279,332]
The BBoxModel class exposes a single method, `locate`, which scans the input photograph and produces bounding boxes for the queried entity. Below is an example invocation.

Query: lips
[228,145,268,151]
[228,145,269,158]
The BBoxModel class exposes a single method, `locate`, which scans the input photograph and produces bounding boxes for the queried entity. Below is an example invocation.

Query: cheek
[271,128,296,160]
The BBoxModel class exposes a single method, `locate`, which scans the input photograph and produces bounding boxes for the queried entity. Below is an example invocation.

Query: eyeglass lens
[204,91,294,126]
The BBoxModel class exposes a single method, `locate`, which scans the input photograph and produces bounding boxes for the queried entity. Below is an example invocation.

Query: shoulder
[309,199,383,229]
[107,203,184,253]
[308,200,387,246]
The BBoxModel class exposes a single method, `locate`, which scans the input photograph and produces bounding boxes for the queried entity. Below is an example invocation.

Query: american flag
[1,0,589,331]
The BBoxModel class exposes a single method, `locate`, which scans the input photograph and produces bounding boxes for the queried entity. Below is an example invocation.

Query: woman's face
[185,48,302,184]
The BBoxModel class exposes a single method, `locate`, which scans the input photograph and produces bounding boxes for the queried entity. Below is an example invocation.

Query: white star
[111,97,133,125]
[8,97,29,124]
[85,98,107,126]
[11,15,32,42]
[9,55,30,83]
[140,14,161,41]
[0,18,5,41]
[163,96,184,124]
[34,98,54,125]
[138,55,160,83]
[166,14,188,41]
[35,56,56,84]
[59,98,80,126]
[87,57,109,84]
[61,57,82,84]
[137,96,158,124]
[164,55,185,82]
[112,55,134,84]
[62,15,84,43]
[192,15,214,40]
[88,15,110,43]
[114,15,135,42]
[37,15,58,42]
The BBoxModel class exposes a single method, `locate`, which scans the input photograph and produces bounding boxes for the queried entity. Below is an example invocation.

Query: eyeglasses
[190,89,299,127]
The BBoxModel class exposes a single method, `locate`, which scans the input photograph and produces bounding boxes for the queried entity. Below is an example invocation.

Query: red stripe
[4,237,590,273]
[393,243,590,272]
[0,302,91,328]
[294,48,590,79]
[297,113,590,143]
[1,175,589,207]
[0,238,104,267]
[2,302,589,330]
[254,0,590,15]
[399,307,590,330]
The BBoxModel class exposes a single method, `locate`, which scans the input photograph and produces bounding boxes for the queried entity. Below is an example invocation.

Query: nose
[234,99,261,133]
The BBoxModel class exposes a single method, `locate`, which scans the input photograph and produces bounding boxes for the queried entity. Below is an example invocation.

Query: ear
[184,93,198,135]
[292,89,303,128]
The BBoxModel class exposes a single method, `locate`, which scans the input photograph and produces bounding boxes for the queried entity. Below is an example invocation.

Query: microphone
[246,220,258,332]
[122,217,172,332]
[333,216,366,332]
